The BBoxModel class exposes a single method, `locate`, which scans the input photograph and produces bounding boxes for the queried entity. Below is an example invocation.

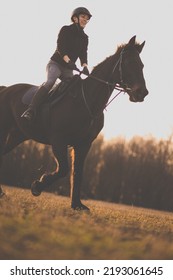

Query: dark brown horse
[0,36,148,209]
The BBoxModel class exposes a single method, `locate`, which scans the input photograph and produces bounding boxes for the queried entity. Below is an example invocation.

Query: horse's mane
[91,42,141,75]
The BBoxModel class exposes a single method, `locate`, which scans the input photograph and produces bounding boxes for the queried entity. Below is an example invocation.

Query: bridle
[81,48,131,91]
[117,48,132,92]
[80,48,132,118]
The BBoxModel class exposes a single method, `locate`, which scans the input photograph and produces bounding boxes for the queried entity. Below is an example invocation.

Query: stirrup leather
[21,108,35,121]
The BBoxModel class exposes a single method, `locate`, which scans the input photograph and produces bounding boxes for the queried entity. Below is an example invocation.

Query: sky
[0,0,173,140]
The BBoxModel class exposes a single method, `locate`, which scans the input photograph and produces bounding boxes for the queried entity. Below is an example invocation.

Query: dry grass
[0,186,173,260]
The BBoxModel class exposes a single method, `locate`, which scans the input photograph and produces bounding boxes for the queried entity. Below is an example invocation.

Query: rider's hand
[63,55,70,63]
[82,66,89,76]
[67,60,78,71]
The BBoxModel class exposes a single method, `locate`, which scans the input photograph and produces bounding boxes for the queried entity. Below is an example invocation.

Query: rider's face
[73,14,90,28]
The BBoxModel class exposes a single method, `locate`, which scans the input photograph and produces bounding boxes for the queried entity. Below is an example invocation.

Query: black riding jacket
[51,23,88,67]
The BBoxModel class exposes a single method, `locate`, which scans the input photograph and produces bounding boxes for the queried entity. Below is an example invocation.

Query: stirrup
[21,109,35,121]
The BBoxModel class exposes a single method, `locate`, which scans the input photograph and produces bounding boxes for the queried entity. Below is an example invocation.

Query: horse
[0,36,148,210]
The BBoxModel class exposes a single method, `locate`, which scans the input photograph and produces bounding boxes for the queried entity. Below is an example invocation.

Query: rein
[77,49,128,90]
[79,48,130,117]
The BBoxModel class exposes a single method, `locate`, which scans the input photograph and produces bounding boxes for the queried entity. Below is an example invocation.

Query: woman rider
[21,7,92,121]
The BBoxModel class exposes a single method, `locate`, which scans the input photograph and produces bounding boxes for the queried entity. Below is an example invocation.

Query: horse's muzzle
[129,88,149,102]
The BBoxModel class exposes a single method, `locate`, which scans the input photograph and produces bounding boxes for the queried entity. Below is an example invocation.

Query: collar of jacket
[73,23,86,35]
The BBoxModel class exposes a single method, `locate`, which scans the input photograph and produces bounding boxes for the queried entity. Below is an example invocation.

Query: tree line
[1,134,173,212]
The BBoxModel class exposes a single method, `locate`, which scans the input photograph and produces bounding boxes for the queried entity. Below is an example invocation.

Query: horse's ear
[128,35,136,46]
[136,41,145,53]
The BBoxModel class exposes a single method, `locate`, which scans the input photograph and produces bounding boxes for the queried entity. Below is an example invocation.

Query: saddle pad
[21,75,81,106]
[22,86,39,105]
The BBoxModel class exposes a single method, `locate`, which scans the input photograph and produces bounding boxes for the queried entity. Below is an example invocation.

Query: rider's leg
[21,60,62,121]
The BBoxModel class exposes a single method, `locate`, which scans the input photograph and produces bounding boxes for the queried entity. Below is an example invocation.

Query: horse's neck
[83,54,120,116]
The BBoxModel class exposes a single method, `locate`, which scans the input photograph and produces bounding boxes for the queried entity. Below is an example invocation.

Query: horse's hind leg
[0,131,8,197]
[0,185,5,197]
[0,127,27,197]
[3,127,27,155]
[31,139,69,196]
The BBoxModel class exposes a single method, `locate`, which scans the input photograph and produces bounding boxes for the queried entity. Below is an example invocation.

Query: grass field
[0,185,173,260]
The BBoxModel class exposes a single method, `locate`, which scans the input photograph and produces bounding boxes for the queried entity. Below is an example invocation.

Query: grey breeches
[43,60,73,91]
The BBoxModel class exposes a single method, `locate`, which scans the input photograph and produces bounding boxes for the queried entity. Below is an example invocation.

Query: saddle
[48,75,81,106]
[22,75,82,106]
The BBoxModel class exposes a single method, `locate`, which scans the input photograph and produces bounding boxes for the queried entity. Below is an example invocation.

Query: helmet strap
[73,15,84,29]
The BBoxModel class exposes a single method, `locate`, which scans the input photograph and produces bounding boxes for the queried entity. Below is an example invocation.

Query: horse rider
[21,7,92,121]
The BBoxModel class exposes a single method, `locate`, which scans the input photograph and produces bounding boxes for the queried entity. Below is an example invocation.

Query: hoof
[0,191,5,198]
[31,180,43,196]
[72,202,90,211]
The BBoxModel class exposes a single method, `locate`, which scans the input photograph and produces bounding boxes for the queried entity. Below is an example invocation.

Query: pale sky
[0,0,173,140]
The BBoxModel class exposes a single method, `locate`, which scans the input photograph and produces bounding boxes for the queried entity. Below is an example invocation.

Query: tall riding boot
[21,86,48,121]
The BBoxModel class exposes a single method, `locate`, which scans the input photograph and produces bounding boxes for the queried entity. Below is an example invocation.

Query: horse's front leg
[71,142,91,210]
[31,140,69,196]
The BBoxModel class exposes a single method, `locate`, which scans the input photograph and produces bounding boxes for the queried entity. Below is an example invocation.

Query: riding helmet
[71,7,92,21]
